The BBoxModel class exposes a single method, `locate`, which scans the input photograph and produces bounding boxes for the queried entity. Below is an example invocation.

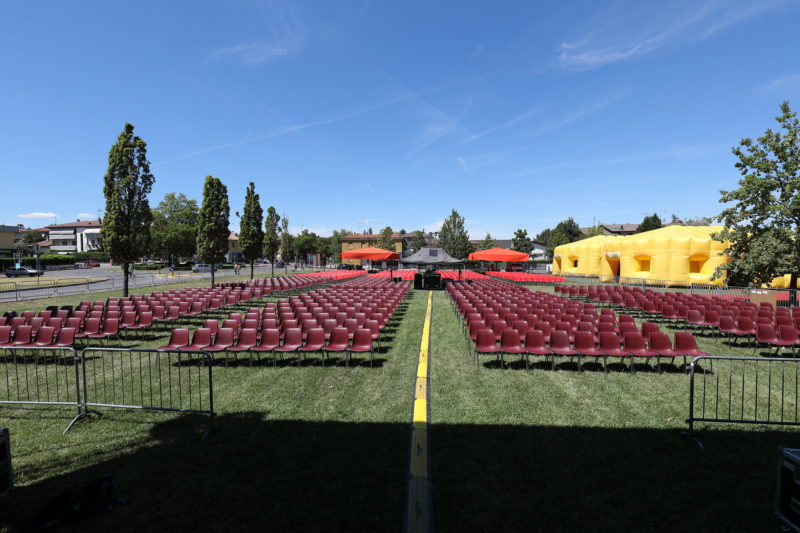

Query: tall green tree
[196,176,230,287]
[535,228,553,247]
[237,182,264,279]
[294,229,319,265]
[410,230,427,252]
[635,213,663,233]
[581,225,606,238]
[151,192,199,264]
[280,215,293,273]
[547,230,570,265]
[23,231,46,246]
[376,226,395,251]
[102,123,155,296]
[511,229,533,254]
[439,209,474,259]
[263,207,281,277]
[553,217,583,242]
[478,232,496,250]
[328,229,353,262]
[715,101,800,290]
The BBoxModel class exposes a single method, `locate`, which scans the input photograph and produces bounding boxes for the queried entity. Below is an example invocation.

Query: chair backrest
[549,330,570,349]
[190,328,212,348]
[598,332,621,350]
[283,328,302,346]
[756,323,777,342]
[329,327,349,346]
[500,328,521,349]
[83,318,101,334]
[35,326,55,345]
[13,325,32,343]
[55,327,75,346]
[0,326,11,344]
[364,319,380,335]
[718,316,736,331]
[352,328,372,348]
[779,325,799,342]
[103,318,120,335]
[343,318,358,333]
[648,331,672,351]
[619,322,638,335]
[623,332,646,350]
[169,328,190,347]
[524,329,545,349]
[221,319,239,331]
[214,328,235,346]
[674,332,699,351]
[475,328,496,349]
[738,316,754,330]
[305,328,325,346]
[260,328,281,346]
[574,331,595,350]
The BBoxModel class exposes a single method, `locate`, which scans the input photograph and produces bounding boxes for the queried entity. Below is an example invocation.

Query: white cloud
[76,212,96,219]
[759,74,800,93]
[18,212,58,219]
[457,105,551,144]
[209,42,292,65]
[557,1,783,69]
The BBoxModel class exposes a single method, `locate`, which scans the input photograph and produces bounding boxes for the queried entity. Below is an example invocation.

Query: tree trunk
[123,261,129,297]
[211,266,215,288]
[250,260,254,279]
[791,272,798,307]
[271,261,274,278]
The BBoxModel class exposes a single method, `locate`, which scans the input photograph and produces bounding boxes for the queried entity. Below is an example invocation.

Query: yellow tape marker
[405,290,434,533]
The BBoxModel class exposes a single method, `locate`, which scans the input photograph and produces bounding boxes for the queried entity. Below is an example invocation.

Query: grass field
[1,282,799,531]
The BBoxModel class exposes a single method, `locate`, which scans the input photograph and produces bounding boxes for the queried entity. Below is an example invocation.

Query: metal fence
[686,355,800,436]
[0,346,214,433]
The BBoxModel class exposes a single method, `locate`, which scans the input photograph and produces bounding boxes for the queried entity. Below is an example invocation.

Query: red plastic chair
[206,328,235,352]
[298,327,326,364]
[181,328,212,351]
[647,332,680,372]
[674,332,710,365]
[474,328,499,365]
[499,328,524,368]
[228,328,258,357]
[574,330,603,371]
[640,322,660,342]
[252,328,281,364]
[598,332,631,372]
[523,329,550,369]
[324,327,350,366]
[157,328,190,351]
[11,325,33,346]
[53,327,76,348]
[753,324,793,356]
[624,332,656,373]
[349,328,375,367]
[0,326,12,347]
[549,330,576,370]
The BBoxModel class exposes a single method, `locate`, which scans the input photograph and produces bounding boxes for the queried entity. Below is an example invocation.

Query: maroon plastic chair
[648,331,679,372]
[157,328,190,351]
[624,332,656,373]
[619,322,638,336]
[11,325,33,346]
[523,329,550,369]
[298,328,326,364]
[598,332,631,373]
[252,328,281,364]
[778,326,800,357]
[364,319,381,349]
[324,327,350,366]
[640,322,660,342]
[89,318,120,345]
[182,328,212,351]
[474,328,499,365]
[754,324,793,356]
[202,319,219,340]
[275,328,303,363]
[206,328,235,352]
[549,330,576,370]
[499,328,524,368]
[74,318,101,340]
[228,328,258,356]
[349,328,375,367]
[674,332,710,365]
[574,330,603,371]
[0,326,12,347]
[53,327,76,348]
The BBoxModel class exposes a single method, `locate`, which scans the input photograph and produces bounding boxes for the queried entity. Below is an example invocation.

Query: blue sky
[2,0,799,239]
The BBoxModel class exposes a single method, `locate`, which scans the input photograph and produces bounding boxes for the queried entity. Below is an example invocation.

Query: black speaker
[414,273,423,290]
[777,448,800,531]
[423,273,441,290]
[0,428,11,498]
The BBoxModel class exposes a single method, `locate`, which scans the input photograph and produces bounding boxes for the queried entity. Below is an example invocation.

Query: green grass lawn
[1,282,799,531]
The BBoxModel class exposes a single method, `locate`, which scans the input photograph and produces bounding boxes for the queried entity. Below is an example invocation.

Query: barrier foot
[63,410,102,434]
[680,430,704,450]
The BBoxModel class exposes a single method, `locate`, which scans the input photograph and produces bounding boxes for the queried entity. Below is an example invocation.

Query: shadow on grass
[1,414,797,532]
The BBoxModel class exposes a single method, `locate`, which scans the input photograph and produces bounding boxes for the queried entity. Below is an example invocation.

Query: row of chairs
[0,325,76,349]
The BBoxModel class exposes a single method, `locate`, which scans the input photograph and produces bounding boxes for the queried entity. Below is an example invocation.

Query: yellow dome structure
[553,225,729,286]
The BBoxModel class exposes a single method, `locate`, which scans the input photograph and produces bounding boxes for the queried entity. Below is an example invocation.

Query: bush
[132,263,165,271]
[73,251,110,262]
[0,254,75,271]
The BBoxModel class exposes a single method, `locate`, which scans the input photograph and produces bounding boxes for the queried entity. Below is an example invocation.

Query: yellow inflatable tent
[553,225,729,286]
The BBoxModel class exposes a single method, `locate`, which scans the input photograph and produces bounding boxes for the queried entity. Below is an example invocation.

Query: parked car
[5,267,44,277]
[85,261,101,267]
[192,264,213,273]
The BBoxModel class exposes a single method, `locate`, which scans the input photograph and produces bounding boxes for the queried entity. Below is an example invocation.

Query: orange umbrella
[341,246,400,260]
[468,247,529,261]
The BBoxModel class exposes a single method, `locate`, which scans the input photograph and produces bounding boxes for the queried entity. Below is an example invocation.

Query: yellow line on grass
[405,290,433,532]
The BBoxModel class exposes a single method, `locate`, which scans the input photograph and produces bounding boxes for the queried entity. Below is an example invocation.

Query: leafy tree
[23,231,46,246]
[280,215,293,272]
[715,101,800,290]
[547,230,570,264]
[398,228,407,235]
[671,215,714,226]
[102,123,155,297]
[294,229,319,265]
[535,228,553,246]
[478,232,496,250]
[376,226,395,251]
[582,225,606,238]
[635,213,663,233]
[151,193,199,264]
[511,229,533,254]
[263,207,281,277]
[410,230,427,252]
[328,229,352,262]
[196,176,230,287]
[439,209,473,259]
[553,217,582,242]
[237,182,264,279]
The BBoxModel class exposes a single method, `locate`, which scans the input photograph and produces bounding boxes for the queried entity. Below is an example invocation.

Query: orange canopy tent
[340,247,400,260]
[468,247,529,262]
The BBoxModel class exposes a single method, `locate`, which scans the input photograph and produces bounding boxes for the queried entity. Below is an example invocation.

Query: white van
[192,264,213,273]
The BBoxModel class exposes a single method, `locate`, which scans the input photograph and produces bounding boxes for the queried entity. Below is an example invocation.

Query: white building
[46,220,102,254]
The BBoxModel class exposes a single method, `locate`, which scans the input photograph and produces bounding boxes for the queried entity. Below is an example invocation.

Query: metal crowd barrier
[0,346,214,433]
[686,355,800,436]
